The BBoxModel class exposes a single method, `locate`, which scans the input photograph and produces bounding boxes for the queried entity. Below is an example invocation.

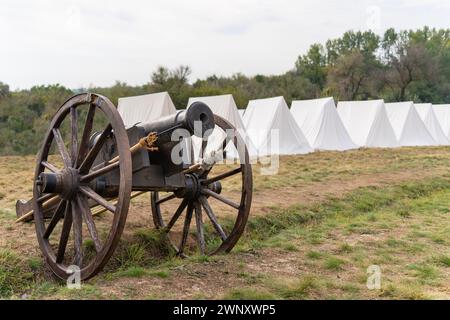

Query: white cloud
[0,0,448,89]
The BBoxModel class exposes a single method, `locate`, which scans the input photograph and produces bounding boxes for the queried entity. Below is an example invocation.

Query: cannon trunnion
[17,93,252,280]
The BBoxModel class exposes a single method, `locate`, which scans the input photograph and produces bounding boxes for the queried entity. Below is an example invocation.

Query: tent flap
[243,96,312,156]
[291,97,357,151]
[337,100,398,148]
[385,102,437,146]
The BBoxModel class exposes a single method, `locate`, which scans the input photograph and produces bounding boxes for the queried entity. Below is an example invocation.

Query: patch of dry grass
[0,147,449,299]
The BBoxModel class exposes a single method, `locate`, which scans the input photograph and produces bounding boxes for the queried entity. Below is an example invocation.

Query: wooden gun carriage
[16,93,252,280]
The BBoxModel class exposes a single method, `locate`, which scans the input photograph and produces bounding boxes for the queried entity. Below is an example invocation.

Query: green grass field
[0,147,449,299]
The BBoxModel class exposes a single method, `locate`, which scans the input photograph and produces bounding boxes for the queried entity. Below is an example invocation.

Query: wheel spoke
[56,202,73,263]
[41,161,60,173]
[200,138,208,159]
[79,186,116,213]
[199,196,227,241]
[78,124,112,174]
[71,199,83,267]
[80,161,120,183]
[165,199,189,232]
[156,193,177,205]
[188,137,195,165]
[221,130,235,160]
[52,128,71,168]
[179,203,193,255]
[201,188,240,210]
[76,103,96,167]
[77,195,102,253]
[37,193,56,203]
[194,201,206,255]
[70,107,78,166]
[43,199,66,239]
[202,167,242,185]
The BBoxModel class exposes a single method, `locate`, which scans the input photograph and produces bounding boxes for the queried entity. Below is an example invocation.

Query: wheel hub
[37,168,80,200]
[206,181,222,194]
[175,174,222,200]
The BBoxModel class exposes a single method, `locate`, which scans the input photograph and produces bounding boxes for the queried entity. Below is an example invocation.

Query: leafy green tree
[0,82,9,99]
[295,44,327,90]
[327,50,373,100]
[408,27,450,102]
[381,29,439,101]
[148,65,192,107]
[326,30,380,63]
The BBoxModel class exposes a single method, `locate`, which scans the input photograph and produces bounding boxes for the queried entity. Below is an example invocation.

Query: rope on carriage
[138,132,159,152]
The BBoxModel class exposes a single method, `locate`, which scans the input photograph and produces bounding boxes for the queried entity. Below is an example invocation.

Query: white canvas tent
[385,102,436,146]
[238,109,245,119]
[117,92,176,127]
[187,94,256,160]
[291,97,357,151]
[337,100,398,148]
[188,94,245,130]
[242,96,312,156]
[432,104,450,139]
[414,103,449,145]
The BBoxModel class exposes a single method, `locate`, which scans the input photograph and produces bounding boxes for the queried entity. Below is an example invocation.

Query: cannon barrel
[137,101,215,145]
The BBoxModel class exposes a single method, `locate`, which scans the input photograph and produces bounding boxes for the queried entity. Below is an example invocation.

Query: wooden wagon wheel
[32,93,132,280]
[151,115,252,257]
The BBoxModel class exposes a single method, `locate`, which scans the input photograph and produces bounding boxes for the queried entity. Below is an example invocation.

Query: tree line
[0,27,448,155]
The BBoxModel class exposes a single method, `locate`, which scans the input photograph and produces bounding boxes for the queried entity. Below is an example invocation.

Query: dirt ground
[0,146,449,299]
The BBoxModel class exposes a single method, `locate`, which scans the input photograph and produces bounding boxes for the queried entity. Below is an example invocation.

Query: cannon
[16,93,252,280]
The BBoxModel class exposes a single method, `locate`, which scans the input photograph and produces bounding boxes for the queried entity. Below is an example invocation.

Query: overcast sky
[0,0,448,89]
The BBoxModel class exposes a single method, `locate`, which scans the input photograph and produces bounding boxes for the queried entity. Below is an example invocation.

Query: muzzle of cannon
[139,101,215,144]
[15,92,252,281]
